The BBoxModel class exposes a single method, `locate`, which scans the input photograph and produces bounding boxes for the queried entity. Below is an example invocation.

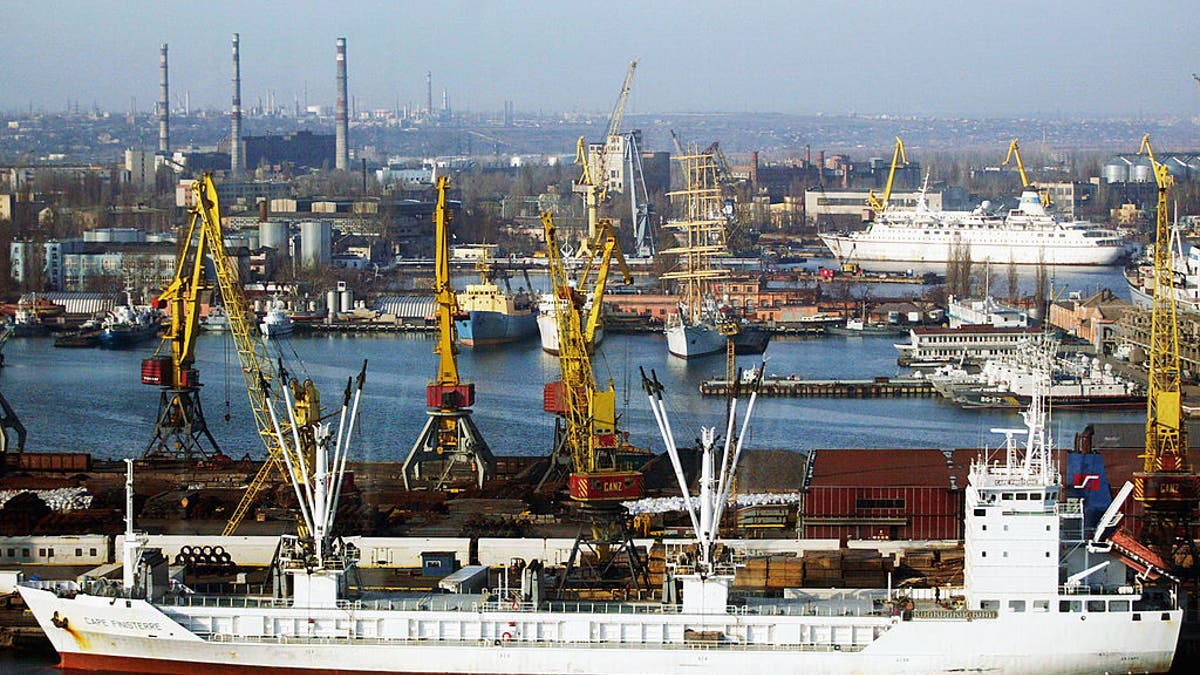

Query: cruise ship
[821,185,1127,266]
[17,365,1183,674]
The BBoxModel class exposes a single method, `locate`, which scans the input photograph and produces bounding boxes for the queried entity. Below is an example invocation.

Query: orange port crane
[140,183,222,461]
[1133,135,1199,569]
[401,176,495,490]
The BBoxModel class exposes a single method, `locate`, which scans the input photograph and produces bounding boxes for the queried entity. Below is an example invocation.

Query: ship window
[38,548,45,557]
[1132,613,1142,621]
[1001,493,1014,500]
[1033,600,1050,612]
[21,549,28,557]
[976,506,989,516]
[981,524,987,531]
[1008,600,1026,612]
[5,549,11,558]
[981,551,987,557]
[1016,493,1028,501]
[91,548,97,556]
[1060,600,1082,613]
[1087,600,1106,613]
[75,548,83,557]
[980,600,1000,611]
[1109,600,1130,612]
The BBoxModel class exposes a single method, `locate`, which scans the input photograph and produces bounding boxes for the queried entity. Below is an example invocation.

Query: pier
[700,377,936,398]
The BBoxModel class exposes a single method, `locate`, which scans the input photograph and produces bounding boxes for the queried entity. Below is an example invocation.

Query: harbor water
[1,327,1142,463]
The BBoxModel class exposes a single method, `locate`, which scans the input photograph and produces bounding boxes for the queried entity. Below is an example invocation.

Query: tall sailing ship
[663,147,734,359]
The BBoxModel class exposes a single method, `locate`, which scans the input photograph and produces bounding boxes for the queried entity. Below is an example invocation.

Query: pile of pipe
[0,488,92,512]
[173,545,236,572]
[622,492,801,515]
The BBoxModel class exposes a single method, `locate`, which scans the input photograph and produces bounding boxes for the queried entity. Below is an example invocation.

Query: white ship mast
[262,360,367,606]
[641,364,763,610]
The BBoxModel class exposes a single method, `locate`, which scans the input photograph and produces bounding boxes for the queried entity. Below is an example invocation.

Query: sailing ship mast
[662,145,730,325]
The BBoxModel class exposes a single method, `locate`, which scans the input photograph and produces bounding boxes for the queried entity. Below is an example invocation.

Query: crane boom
[1003,138,1032,188]
[605,59,638,143]
[867,137,907,214]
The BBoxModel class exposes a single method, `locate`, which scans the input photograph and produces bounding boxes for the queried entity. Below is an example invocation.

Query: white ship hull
[666,318,725,358]
[536,308,604,355]
[20,583,1180,675]
[821,231,1126,266]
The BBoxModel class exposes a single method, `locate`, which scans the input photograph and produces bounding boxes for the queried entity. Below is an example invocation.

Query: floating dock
[700,377,936,398]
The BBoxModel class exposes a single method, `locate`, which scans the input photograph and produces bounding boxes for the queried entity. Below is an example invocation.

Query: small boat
[826,317,906,337]
[200,305,231,332]
[54,318,102,349]
[260,298,295,339]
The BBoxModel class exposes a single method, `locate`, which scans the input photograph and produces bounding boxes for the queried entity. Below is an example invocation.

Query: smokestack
[426,70,433,117]
[335,37,349,171]
[231,33,242,177]
[158,44,169,153]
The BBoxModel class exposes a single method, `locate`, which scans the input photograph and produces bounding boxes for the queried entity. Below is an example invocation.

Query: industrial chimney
[158,44,169,154]
[231,33,242,177]
[335,37,349,171]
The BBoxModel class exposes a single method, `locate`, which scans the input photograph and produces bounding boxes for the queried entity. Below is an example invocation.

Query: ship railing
[204,633,871,653]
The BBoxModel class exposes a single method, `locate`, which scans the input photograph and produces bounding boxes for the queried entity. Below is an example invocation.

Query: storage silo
[259,221,288,251]
[299,220,331,268]
[1130,160,1154,183]
[1102,158,1130,184]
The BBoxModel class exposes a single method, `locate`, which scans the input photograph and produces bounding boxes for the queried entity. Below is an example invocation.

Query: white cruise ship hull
[666,319,725,358]
[20,583,1180,675]
[821,233,1126,266]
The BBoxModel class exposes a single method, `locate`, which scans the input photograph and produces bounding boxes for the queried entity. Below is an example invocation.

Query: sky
[3,0,1198,119]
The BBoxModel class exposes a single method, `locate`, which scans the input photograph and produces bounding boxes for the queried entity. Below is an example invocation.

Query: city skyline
[3,1,1199,119]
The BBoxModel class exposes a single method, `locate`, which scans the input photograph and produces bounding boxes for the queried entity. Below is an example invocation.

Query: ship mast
[661,145,730,325]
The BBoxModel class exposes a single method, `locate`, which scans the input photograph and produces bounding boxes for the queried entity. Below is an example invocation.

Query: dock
[700,377,936,398]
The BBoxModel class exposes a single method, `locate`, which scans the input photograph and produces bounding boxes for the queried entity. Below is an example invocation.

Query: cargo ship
[820,183,1127,266]
[454,251,537,347]
[18,367,1181,674]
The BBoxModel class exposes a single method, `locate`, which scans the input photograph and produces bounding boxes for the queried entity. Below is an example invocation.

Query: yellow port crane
[161,174,317,537]
[867,136,907,215]
[402,176,495,490]
[541,210,649,594]
[1003,138,1032,188]
[140,192,223,461]
[1133,135,1199,567]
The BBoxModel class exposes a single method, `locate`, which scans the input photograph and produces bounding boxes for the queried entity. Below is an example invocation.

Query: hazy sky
[4,0,1198,118]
